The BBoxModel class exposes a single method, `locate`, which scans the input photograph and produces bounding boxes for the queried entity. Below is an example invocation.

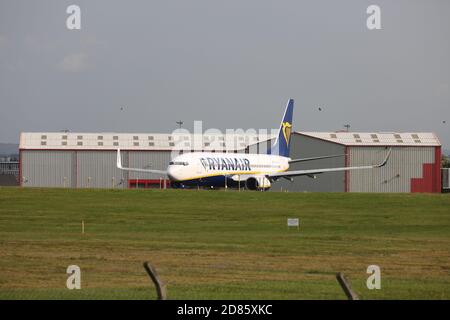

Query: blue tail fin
[268,99,294,157]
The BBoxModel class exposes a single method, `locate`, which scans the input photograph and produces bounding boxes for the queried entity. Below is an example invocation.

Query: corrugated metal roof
[19,132,275,151]
[298,132,441,146]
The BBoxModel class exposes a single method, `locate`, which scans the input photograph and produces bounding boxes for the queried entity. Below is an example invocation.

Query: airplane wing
[289,154,346,164]
[116,149,167,175]
[269,148,391,180]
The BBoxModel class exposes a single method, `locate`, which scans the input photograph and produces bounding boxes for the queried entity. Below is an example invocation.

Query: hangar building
[19,131,442,193]
[271,132,442,193]
[19,132,272,189]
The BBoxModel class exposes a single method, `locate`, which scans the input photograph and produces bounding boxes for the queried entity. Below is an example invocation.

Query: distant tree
[442,154,450,168]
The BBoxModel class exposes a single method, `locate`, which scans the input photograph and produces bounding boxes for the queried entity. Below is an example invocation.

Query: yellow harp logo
[282,121,292,145]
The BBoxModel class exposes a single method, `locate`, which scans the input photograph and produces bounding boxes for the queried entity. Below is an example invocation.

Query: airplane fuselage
[167,152,290,189]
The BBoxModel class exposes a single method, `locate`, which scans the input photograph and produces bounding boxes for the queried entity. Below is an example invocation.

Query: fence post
[336,272,359,300]
[143,262,167,300]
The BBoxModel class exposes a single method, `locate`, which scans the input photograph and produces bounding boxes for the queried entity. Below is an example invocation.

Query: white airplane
[117,99,391,190]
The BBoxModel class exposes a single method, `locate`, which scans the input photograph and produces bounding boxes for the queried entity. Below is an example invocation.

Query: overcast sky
[0,0,449,147]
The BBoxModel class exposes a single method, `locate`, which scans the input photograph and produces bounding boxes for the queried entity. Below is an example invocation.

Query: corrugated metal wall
[76,151,127,188]
[21,150,75,187]
[348,146,435,192]
[21,150,171,188]
[270,134,346,192]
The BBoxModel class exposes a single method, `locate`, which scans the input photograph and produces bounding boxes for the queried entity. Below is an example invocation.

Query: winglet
[377,148,392,167]
[117,149,122,169]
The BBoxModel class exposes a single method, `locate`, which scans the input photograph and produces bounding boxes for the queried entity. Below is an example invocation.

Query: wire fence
[0,161,19,176]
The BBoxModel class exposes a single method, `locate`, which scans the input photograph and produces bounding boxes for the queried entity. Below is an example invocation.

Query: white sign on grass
[287,218,299,228]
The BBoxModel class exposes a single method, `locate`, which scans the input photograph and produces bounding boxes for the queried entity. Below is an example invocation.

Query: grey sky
[0,0,449,147]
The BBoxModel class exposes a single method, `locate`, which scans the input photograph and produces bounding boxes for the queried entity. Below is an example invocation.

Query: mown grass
[0,187,449,299]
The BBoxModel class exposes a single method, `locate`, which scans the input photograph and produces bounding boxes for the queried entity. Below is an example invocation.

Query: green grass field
[0,187,449,300]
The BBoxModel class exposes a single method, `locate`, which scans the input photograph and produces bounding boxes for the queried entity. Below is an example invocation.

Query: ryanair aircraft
[117,99,391,190]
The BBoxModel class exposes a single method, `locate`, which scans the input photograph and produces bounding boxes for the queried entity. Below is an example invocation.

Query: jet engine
[245,176,271,191]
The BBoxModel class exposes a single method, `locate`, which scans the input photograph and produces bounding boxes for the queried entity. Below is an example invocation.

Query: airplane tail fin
[268,99,294,157]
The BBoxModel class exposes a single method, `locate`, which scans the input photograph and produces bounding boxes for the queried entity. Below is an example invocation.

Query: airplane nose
[167,166,179,181]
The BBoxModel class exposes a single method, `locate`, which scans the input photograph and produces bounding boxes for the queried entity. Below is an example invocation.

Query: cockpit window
[169,161,189,166]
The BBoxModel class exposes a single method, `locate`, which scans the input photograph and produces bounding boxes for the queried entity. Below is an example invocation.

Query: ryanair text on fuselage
[200,157,251,171]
